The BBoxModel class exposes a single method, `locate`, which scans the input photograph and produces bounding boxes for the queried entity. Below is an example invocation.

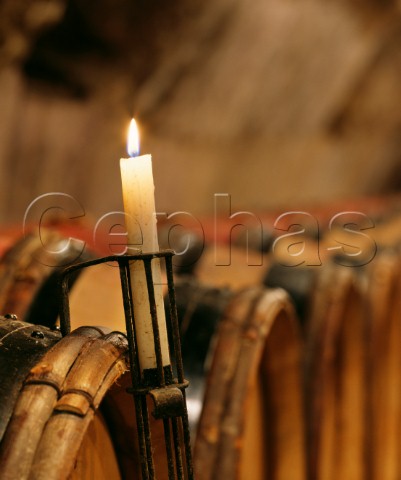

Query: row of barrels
[0,201,401,479]
[173,198,401,480]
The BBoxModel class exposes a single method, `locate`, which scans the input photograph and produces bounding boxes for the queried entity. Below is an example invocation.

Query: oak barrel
[0,228,127,332]
[171,279,307,480]
[365,251,401,480]
[0,318,140,480]
[305,262,367,480]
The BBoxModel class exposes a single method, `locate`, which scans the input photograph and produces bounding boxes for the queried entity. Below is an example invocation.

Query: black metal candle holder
[58,250,194,480]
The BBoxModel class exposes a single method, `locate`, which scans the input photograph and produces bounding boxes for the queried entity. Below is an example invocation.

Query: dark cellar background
[1,0,401,223]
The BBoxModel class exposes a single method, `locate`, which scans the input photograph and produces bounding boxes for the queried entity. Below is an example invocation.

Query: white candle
[120,119,170,372]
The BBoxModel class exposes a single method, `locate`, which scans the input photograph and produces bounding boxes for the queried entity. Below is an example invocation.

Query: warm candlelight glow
[127,118,140,157]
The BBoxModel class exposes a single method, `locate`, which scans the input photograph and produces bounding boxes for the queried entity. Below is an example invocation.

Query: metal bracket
[150,385,186,419]
[58,251,194,480]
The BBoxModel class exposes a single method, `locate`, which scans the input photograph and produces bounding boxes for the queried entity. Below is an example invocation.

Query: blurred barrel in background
[305,264,367,480]
[171,280,306,480]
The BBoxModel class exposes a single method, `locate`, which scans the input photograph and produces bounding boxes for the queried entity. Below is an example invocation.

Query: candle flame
[127,118,140,157]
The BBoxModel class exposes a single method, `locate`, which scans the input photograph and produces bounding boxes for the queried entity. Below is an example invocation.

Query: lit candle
[120,119,170,373]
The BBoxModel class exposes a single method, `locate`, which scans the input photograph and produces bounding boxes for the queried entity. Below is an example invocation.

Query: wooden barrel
[220,214,401,479]
[0,229,126,332]
[364,251,401,480]
[304,262,367,480]
[171,279,307,480]
[0,229,93,328]
[0,317,141,480]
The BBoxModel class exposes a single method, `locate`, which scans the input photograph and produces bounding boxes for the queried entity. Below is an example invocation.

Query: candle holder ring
[58,250,194,480]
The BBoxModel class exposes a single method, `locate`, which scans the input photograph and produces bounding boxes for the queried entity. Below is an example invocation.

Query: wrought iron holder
[58,250,194,480]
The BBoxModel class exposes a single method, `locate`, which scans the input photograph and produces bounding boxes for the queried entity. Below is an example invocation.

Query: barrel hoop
[59,388,94,406]
[24,379,61,396]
